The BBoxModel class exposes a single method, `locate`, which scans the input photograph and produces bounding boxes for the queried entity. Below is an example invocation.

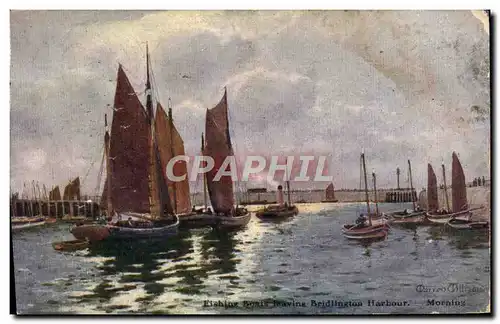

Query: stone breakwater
[191,189,413,205]
[418,186,491,221]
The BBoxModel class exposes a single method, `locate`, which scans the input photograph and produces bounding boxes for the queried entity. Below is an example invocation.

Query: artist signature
[416,283,487,295]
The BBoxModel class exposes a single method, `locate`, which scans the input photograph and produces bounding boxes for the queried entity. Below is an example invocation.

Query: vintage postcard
[10,10,491,315]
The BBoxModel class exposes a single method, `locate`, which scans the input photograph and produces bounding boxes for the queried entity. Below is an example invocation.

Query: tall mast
[408,160,416,210]
[361,153,372,226]
[104,113,113,217]
[286,161,292,206]
[168,98,177,213]
[201,133,207,210]
[372,170,379,216]
[442,161,450,212]
[145,43,153,123]
[145,43,156,218]
[36,182,42,215]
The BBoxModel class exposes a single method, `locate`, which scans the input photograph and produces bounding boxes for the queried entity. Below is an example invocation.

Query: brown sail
[49,186,61,201]
[451,152,468,212]
[63,177,81,200]
[107,65,151,213]
[204,89,235,214]
[427,164,439,211]
[151,128,174,217]
[154,103,191,214]
[325,183,335,200]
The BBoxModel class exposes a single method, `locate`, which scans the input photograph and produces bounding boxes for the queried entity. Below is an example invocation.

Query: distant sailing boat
[255,166,299,220]
[387,160,426,225]
[203,88,251,230]
[71,45,179,242]
[321,183,338,203]
[427,152,485,225]
[342,153,389,240]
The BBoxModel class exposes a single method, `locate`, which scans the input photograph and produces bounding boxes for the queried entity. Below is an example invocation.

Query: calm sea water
[12,203,490,315]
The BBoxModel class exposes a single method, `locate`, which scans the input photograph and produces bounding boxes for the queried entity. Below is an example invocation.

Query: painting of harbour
[10,10,491,315]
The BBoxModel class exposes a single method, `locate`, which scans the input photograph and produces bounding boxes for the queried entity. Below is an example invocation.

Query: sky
[10,10,490,196]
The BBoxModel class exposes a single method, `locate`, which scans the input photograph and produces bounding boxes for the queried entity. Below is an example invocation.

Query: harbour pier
[10,199,100,219]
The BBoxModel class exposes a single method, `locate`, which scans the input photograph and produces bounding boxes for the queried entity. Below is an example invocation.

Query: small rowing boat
[256,184,298,220]
[11,216,46,231]
[446,217,489,230]
[342,153,389,241]
[256,204,299,219]
[387,160,428,225]
[52,239,90,252]
[343,227,389,240]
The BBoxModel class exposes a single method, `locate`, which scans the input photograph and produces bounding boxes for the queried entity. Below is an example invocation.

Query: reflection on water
[12,203,490,314]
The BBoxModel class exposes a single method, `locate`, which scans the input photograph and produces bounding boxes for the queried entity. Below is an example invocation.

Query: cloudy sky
[10,10,490,195]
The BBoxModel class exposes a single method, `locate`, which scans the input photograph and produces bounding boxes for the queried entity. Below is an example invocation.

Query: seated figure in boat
[437,208,449,215]
[355,213,367,227]
[235,206,248,215]
[206,207,213,215]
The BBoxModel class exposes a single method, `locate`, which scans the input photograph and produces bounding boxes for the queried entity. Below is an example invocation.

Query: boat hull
[343,228,388,240]
[71,215,179,242]
[213,212,251,231]
[12,220,46,231]
[388,211,427,225]
[255,205,298,219]
[52,239,90,252]
[61,216,93,224]
[446,219,490,230]
[11,216,45,223]
[342,223,389,235]
[426,210,472,224]
[178,212,219,228]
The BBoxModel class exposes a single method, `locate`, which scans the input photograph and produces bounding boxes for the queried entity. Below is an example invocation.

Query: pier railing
[10,199,101,219]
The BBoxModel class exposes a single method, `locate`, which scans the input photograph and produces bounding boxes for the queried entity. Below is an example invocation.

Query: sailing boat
[255,176,299,220]
[203,88,251,230]
[71,45,179,242]
[342,153,389,240]
[446,153,488,230]
[427,152,485,225]
[321,183,338,203]
[387,160,426,225]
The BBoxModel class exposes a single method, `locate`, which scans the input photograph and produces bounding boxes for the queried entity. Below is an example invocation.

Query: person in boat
[127,217,134,227]
[206,207,212,215]
[355,213,367,228]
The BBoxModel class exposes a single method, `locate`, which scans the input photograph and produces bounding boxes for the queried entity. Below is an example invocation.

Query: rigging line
[149,62,165,109]
[357,154,362,215]
[81,142,103,188]
[94,142,106,198]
